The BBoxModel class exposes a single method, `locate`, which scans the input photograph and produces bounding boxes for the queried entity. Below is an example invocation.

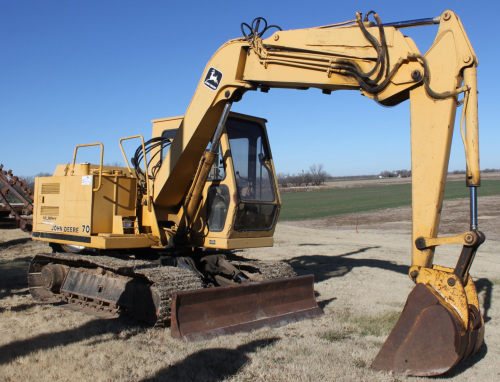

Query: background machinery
[0,164,33,231]
[27,10,483,376]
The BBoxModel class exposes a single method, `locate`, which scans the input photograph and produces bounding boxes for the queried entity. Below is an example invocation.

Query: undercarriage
[28,248,301,328]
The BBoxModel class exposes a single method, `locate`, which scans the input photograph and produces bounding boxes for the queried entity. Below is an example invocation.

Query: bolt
[274,34,279,41]
[448,277,456,287]
[443,12,451,21]
[411,70,422,82]
[465,234,474,244]
[225,90,230,98]
[410,270,419,279]
[463,55,471,63]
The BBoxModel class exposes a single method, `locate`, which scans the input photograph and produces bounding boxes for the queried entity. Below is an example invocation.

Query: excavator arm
[154,10,483,376]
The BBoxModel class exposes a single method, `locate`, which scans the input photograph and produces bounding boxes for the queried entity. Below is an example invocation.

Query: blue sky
[1,0,498,177]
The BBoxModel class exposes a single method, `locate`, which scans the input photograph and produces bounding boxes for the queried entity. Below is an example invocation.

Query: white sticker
[209,240,216,245]
[82,175,92,185]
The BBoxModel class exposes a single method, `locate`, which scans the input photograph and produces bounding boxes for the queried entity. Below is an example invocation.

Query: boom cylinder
[185,102,233,224]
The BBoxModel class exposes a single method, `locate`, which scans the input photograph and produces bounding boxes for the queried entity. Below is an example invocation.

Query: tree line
[277,164,330,187]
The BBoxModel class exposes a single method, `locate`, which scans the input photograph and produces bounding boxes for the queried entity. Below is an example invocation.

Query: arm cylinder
[464,66,480,186]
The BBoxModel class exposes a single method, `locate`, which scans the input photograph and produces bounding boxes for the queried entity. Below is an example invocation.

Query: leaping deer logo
[204,67,223,90]
[208,69,219,84]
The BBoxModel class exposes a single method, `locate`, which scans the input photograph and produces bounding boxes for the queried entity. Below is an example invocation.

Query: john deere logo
[204,68,222,90]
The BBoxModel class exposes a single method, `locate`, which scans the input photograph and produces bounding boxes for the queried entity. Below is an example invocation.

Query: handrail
[119,135,151,211]
[71,143,104,192]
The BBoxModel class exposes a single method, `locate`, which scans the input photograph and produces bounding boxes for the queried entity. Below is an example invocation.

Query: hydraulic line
[246,12,467,101]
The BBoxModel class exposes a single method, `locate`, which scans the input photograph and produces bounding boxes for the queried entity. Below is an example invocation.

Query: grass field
[279,179,500,221]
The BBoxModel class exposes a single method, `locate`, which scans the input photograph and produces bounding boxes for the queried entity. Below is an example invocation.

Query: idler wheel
[41,264,67,292]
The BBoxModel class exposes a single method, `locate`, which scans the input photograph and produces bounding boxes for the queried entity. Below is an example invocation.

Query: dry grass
[1,196,499,381]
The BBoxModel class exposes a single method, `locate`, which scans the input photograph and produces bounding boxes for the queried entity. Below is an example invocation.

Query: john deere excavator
[27,10,484,376]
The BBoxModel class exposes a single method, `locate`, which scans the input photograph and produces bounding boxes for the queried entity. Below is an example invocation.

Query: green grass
[320,327,355,342]
[350,311,401,337]
[279,179,500,221]
[319,311,401,342]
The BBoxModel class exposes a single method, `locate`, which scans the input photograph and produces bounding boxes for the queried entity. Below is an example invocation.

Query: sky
[1,0,499,178]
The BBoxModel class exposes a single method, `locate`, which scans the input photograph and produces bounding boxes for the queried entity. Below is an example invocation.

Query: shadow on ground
[141,337,279,382]
[0,302,35,313]
[285,246,409,282]
[0,317,142,365]
[0,238,31,248]
[440,342,488,378]
[475,278,493,323]
[0,257,32,299]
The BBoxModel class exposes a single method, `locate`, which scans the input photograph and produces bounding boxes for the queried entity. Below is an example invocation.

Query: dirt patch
[1,195,499,381]
[285,195,500,241]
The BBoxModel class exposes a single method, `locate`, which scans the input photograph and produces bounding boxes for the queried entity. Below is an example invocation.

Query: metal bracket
[415,231,480,250]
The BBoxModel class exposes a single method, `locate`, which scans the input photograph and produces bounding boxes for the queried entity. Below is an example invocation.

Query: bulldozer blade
[371,282,484,376]
[170,274,323,341]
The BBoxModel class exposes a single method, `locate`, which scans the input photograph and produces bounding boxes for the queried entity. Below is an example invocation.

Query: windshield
[225,117,275,202]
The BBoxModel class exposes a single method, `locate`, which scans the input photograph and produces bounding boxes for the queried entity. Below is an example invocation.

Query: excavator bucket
[372,267,484,376]
[170,274,323,341]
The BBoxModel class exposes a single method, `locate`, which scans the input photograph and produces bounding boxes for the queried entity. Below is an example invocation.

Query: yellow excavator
[27,10,483,376]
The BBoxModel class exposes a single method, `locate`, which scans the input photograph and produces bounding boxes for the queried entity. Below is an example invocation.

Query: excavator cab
[151,112,281,250]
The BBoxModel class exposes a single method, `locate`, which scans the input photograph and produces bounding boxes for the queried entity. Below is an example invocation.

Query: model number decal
[50,225,89,234]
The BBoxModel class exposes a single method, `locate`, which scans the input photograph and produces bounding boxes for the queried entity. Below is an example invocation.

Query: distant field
[279,179,500,221]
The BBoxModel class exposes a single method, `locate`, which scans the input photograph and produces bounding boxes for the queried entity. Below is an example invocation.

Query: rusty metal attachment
[372,279,484,376]
[372,283,462,375]
[373,228,485,376]
[171,275,323,341]
[0,164,33,232]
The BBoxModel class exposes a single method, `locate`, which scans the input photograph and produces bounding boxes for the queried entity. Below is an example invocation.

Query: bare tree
[23,172,53,191]
[105,161,125,167]
[309,164,328,186]
[276,173,289,188]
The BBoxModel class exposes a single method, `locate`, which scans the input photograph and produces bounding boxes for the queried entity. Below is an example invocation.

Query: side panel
[34,176,93,237]
[34,173,138,246]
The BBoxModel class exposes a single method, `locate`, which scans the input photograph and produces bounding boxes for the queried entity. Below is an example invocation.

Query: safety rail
[71,143,104,192]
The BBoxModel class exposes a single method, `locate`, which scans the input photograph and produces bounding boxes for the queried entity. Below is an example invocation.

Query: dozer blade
[372,270,484,376]
[170,274,323,341]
